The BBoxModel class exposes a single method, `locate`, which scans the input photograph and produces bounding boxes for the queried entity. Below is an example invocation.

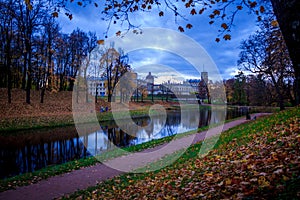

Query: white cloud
[59,2,259,80]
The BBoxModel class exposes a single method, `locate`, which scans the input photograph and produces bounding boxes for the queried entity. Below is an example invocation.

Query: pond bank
[0,113,272,199]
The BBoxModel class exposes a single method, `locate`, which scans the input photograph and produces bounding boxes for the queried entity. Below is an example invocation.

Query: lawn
[62,107,300,199]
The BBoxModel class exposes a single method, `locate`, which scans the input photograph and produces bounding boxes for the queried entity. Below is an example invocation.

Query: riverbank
[0,88,181,132]
[0,88,278,132]
[61,107,299,199]
[0,112,277,199]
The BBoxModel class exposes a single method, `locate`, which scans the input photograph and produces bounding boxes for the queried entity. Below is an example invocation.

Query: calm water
[0,107,245,179]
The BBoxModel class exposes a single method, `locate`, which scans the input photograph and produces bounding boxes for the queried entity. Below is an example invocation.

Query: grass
[0,106,160,134]
[0,104,276,133]
[0,117,220,192]
[0,105,279,191]
[62,106,299,199]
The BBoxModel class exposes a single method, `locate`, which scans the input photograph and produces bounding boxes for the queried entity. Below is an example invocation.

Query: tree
[246,74,270,106]
[270,0,300,105]
[0,0,17,103]
[99,45,131,102]
[238,18,294,110]
[62,0,299,104]
[232,72,247,106]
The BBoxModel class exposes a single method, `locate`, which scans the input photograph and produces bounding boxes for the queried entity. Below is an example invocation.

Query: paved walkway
[0,113,270,200]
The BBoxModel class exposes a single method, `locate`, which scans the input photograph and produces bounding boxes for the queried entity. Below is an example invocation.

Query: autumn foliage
[65,107,300,199]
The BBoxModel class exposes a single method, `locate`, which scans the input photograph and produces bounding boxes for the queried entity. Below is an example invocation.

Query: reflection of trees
[0,108,243,178]
[198,109,210,128]
[0,136,86,179]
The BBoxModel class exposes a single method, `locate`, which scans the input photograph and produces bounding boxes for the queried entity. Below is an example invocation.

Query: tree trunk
[40,87,45,103]
[7,63,12,104]
[271,0,300,105]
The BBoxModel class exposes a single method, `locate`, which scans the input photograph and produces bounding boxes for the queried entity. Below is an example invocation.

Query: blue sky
[57,1,259,82]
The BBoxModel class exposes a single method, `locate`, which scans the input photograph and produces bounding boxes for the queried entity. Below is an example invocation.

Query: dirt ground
[0,88,178,127]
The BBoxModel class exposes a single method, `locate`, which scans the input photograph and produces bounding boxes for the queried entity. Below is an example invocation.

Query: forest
[0,0,298,110]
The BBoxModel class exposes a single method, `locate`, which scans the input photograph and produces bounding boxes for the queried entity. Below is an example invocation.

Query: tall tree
[0,0,16,103]
[233,72,247,106]
[99,45,131,102]
[68,28,89,91]
[238,18,294,110]
[270,0,300,105]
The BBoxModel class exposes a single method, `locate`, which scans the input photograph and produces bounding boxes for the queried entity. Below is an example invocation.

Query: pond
[0,106,246,179]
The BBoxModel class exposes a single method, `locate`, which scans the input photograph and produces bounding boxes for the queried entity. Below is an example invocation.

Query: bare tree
[238,18,294,110]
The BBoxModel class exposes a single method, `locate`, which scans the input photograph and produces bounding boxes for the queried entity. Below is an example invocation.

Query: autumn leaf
[97,40,105,45]
[199,8,205,14]
[257,16,262,21]
[94,3,98,7]
[116,31,121,36]
[185,2,191,8]
[223,34,231,40]
[215,38,220,42]
[159,11,164,17]
[213,10,220,15]
[209,14,215,19]
[190,8,197,15]
[271,20,279,27]
[77,1,83,6]
[221,23,228,30]
[52,12,58,18]
[249,1,257,8]
[178,26,184,32]
[186,24,193,29]
[259,6,265,13]
[237,5,243,10]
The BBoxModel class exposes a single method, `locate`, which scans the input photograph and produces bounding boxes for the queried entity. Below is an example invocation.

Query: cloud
[58,2,259,80]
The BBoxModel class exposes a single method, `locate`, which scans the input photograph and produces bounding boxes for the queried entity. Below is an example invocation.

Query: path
[0,113,270,200]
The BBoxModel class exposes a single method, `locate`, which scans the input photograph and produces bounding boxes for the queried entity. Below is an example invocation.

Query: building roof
[86,76,107,81]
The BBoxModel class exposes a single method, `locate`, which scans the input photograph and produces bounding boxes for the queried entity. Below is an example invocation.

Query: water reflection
[0,107,243,179]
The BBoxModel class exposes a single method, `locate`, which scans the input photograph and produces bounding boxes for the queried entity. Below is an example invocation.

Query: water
[0,107,245,179]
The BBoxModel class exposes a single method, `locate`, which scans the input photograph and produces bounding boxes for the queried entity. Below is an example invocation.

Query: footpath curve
[0,113,270,200]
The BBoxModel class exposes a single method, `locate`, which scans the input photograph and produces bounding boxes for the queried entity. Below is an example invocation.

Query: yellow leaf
[97,40,104,45]
[223,34,231,40]
[221,23,228,30]
[204,173,213,176]
[271,20,279,27]
[225,178,232,185]
[52,12,58,18]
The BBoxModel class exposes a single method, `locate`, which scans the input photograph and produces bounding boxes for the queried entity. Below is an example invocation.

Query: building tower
[201,71,208,84]
[145,72,154,91]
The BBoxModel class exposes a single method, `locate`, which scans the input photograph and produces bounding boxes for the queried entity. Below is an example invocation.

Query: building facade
[86,76,107,96]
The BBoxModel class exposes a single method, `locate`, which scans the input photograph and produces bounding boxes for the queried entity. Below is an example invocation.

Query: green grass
[62,106,299,199]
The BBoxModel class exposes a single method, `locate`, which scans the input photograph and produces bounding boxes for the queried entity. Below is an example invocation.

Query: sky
[57,1,260,83]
